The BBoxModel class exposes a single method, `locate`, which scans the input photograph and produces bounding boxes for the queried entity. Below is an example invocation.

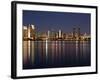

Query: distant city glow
[23,24,90,41]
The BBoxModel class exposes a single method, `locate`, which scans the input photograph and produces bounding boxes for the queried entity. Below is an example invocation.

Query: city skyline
[23,10,90,34]
[23,24,90,41]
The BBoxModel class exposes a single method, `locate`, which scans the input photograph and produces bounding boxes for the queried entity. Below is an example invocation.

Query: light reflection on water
[23,40,91,69]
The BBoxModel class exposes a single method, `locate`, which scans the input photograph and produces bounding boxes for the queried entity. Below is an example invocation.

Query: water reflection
[23,40,91,69]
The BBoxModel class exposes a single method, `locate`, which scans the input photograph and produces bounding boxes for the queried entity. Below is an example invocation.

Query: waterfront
[23,40,91,69]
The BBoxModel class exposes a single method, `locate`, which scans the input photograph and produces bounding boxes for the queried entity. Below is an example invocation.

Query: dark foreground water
[23,40,91,69]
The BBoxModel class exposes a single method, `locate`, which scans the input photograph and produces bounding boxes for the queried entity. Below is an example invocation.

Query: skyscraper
[27,24,35,40]
[77,27,80,40]
[73,28,76,40]
[47,30,50,39]
[23,26,28,40]
[58,29,62,39]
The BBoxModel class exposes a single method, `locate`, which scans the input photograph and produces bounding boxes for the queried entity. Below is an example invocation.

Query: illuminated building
[77,27,80,40]
[50,30,56,40]
[23,24,36,40]
[73,28,76,40]
[47,30,50,39]
[27,24,35,40]
[72,27,80,40]
[23,26,28,40]
[59,30,61,38]
[81,33,91,40]
[58,29,62,39]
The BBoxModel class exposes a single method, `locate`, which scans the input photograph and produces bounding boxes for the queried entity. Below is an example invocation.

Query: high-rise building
[23,24,36,40]
[58,29,62,39]
[73,28,76,40]
[72,27,80,40]
[59,30,61,38]
[27,24,35,40]
[23,26,28,40]
[77,27,80,40]
[47,30,50,39]
[31,24,35,40]
[50,30,55,40]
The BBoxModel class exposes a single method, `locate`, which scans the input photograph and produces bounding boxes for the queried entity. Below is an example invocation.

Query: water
[23,40,91,69]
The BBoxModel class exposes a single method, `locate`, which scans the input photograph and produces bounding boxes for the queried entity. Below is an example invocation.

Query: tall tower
[31,24,35,40]
[77,27,80,40]
[23,26,28,40]
[59,29,62,39]
[27,24,35,40]
[73,28,76,40]
[47,30,50,39]
[27,24,31,39]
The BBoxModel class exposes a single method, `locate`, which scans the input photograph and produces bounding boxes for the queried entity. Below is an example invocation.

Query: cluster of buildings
[23,24,90,41]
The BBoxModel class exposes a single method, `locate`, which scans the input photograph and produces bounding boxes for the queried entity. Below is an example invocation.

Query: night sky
[23,10,90,34]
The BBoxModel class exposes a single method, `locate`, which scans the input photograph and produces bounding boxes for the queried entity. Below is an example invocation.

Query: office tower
[23,26,28,40]
[27,24,35,40]
[58,29,62,39]
[50,30,55,40]
[77,27,80,40]
[27,24,31,39]
[31,24,35,40]
[73,28,76,40]
[47,30,50,39]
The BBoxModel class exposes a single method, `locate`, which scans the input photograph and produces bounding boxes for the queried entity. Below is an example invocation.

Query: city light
[23,24,91,41]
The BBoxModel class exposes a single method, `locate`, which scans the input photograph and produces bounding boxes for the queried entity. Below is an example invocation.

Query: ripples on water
[23,40,91,69]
